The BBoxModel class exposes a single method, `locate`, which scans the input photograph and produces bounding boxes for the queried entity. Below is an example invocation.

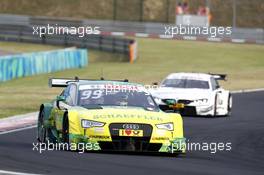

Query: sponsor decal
[93,114,163,121]
[89,135,110,139]
[119,129,143,137]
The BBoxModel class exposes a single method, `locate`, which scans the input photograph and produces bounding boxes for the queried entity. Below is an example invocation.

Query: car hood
[151,87,212,100]
[69,106,180,124]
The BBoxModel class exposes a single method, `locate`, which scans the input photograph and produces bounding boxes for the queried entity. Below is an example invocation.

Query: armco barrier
[0,48,88,82]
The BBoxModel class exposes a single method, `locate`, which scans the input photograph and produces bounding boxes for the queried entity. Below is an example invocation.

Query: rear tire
[213,95,218,117]
[226,94,232,116]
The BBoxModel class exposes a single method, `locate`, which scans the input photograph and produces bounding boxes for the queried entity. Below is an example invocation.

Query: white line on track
[231,88,264,94]
[0,125,36,135]
[0,170,42,175]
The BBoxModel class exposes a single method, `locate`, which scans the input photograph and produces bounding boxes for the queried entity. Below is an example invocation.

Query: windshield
[78,85,159,111]
[161,79,210,89]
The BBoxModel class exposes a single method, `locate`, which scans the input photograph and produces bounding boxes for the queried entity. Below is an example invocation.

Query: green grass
[0,39,263,118]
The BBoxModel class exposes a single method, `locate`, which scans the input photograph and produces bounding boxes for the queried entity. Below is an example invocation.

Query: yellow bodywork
[69,106,184,151]
[51,106,185,153]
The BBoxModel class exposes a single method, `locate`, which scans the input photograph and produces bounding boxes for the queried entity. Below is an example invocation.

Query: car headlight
[81,119,105,128]
[156,122,174,131]
[194,98,208,104]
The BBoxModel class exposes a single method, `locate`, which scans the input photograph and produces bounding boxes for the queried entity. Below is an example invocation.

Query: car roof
[166,72,211,81]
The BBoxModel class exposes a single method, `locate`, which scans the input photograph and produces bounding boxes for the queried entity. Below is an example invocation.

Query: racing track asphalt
[0,92,264,175]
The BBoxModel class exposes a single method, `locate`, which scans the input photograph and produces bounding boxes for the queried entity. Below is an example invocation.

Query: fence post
[232,0,237,28]
[166,0,170,23]
[140,0,144,22]
[41,28,46,44]
[64,33,68,46]
[113,0,117,20]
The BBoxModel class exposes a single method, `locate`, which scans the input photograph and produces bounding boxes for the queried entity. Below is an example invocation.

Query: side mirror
[57,96,66,101]
[56,96,66,109]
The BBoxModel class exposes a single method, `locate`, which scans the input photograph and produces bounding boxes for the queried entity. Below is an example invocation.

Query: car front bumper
[68,133,186,154]
[181,105,214,116]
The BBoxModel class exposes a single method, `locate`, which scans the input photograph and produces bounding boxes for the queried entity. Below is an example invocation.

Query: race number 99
[81,90,103,100]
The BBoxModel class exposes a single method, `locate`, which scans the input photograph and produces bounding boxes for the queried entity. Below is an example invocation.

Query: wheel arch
[39,103,54,121]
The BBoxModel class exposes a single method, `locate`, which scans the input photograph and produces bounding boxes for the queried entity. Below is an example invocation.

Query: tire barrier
[0,48,88,82]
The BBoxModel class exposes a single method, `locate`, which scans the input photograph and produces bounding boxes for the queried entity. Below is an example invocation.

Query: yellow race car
[37,78,185,155]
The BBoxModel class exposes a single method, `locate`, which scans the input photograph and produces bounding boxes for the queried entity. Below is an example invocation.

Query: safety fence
[0,0,263,28]
[0,14,262,44]
[0,48,88,82]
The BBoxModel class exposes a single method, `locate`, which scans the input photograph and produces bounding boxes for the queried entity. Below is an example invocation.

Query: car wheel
[213,95,218,117]
[226,94,232,116]
[62,115,69,144]
[38,110,47,143]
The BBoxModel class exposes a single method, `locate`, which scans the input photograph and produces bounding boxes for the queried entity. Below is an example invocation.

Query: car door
[211,77,225,108]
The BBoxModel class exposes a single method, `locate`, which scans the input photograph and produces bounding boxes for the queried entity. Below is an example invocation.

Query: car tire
[213,95,218,117]
[226,94,232,117]
[37,110,47,143]
[62,115,69,144]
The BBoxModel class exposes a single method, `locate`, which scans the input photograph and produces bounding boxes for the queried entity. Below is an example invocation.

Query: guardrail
[0,23,138,62]
[0,24,131,54]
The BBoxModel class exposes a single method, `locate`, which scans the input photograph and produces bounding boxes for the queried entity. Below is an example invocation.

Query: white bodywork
[150,73,232,116]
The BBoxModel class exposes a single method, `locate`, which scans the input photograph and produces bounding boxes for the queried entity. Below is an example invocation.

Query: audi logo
[122,124,140,130]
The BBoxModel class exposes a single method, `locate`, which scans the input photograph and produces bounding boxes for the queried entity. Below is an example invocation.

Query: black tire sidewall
[62,115,69,144]
[213,94,217,117]
[227,94,232,116]
[38,110,46,143]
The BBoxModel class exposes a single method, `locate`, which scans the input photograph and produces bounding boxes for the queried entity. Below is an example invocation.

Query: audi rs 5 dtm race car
[37,78,185,155]
[151,73,232,117]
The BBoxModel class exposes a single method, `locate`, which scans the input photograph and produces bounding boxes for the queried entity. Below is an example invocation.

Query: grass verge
[0,39,263,118]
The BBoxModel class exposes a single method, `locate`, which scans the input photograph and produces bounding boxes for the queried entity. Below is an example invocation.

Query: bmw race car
[37,78,185,155]
[150,73,232,117]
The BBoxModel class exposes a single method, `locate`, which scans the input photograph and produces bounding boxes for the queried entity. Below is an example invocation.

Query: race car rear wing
[210,73,227,81]
[49,77,129,87]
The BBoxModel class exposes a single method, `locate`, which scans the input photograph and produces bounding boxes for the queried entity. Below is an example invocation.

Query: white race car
[151,73,232,117]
